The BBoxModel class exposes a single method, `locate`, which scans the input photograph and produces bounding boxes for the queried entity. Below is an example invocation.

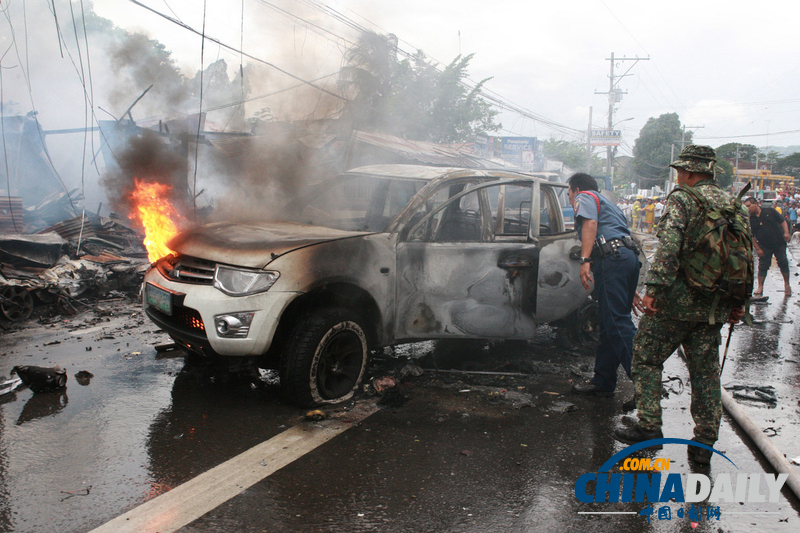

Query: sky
[86,0,800,155]
[2,0,799,208]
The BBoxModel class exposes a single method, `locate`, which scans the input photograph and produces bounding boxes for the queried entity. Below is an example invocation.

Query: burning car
[141,165,590,406]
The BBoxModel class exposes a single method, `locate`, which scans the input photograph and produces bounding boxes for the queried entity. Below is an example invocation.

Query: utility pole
[681,125,704,151]
[595,53,649,176]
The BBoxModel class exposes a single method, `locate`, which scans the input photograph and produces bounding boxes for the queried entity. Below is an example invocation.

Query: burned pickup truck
[142,165,590,406]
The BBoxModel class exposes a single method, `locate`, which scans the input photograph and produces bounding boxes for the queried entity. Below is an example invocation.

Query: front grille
[151,305,206,333]
[160,255,216,285]
[174,307,206,331]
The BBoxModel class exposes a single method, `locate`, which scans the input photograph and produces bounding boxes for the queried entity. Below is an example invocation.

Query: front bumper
[142,266,299,357]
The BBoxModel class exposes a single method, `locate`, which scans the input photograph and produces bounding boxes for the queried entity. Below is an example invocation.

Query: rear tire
[280,308,369,407]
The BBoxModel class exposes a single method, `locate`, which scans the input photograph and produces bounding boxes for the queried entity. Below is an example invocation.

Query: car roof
[343,164,562,183]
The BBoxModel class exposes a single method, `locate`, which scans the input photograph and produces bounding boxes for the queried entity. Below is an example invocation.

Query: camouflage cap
[669,144,717,175]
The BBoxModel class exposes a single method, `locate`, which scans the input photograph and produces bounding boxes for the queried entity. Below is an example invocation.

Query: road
[0,265,798,533]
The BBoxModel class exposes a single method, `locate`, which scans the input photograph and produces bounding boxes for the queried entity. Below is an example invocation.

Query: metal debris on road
[725,384,778,404]
[0,376,23,396]
[11,365,67,392]
[548,401,577,413]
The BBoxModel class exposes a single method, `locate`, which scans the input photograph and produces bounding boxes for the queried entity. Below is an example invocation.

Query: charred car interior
[142,164,590,406]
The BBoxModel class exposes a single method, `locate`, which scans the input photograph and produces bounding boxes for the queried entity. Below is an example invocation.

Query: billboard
[590,129,622,146]
[474,135,544,170]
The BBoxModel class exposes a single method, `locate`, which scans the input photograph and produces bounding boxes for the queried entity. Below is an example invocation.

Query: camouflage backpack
[670,182,754,324]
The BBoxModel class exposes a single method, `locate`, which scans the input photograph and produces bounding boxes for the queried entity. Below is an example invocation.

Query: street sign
[590,129,622,146]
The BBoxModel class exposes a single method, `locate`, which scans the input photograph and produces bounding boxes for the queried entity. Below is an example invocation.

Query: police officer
[568,173,642,397]
[613,145,747,465]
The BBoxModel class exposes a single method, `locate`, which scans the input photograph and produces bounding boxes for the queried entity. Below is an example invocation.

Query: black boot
[613,424,663,447]
[687,439,714,465]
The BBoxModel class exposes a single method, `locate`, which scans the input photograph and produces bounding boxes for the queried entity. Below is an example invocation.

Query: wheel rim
[316,329,365,400]
[0,287,34,321]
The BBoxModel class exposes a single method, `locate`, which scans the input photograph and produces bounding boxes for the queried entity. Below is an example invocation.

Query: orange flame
[129,179,184,262]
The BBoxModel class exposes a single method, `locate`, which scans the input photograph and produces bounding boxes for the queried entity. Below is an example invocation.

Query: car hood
[168,221,372,268]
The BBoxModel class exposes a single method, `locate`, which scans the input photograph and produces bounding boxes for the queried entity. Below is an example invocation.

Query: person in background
[654,198,665,226]
[567,173,643,398]
[744,196,792,297]
[631,198,642,232]
[644,199,655,233]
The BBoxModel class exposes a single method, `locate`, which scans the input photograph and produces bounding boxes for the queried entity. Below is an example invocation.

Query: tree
[716,143,758,162]
[774,152,800,178]
[544,139,603,173]
[631,113,688,188]
[714,158,734,188]
[338,31,500,143]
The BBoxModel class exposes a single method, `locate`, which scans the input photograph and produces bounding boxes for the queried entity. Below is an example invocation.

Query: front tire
[280,308,369,407]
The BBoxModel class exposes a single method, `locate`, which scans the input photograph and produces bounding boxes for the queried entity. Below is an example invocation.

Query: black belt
[592,236,640,259]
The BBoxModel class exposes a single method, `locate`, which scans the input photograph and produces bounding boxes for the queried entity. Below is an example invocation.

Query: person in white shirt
[654,200,665,225]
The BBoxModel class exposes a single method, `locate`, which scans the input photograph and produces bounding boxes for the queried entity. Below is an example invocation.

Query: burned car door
[395,179,541,340]
[534,184,590,322]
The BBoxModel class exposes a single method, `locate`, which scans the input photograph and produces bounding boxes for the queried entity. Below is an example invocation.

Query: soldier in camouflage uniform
[613,145,748,464]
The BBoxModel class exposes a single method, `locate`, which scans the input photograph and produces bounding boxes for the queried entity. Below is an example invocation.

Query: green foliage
[715,143,759,162]
[714,158,734,187]
[544,139,603,173]
[631,113,687,188]
[773,152,800,178]
[339,31,501,143]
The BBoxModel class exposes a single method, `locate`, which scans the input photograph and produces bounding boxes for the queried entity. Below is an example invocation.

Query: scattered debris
[155,342,179,352]
[75,370,94,386]
[60,485,92,502]
[400,364,424,378]
[725,384,778,404]
[11,365,67,392]
[460,449,473,457]
[497,390,533,409]
[661,376,684,398]
[372,376,398,392]
[0,376,23,396]
[548,400,577,413]
[304,409,326,421]
[790,456,800,466]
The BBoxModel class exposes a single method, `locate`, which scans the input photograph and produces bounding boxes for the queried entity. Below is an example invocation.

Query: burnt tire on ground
[280,308,369,407]
[0,287,34,322]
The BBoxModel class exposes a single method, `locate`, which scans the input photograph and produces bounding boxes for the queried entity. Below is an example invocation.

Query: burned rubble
[0,188,149,327]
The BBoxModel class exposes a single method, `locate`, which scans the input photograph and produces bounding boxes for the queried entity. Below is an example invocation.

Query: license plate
[145,282,173,316]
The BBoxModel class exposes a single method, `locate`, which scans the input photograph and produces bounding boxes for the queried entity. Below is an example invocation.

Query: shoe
[687,440,713,465]
[613,424,664,447]
[571,381,614,397]
[622,395,636,412]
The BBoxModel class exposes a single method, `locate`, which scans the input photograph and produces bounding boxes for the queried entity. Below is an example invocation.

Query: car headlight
[213,266,280,296]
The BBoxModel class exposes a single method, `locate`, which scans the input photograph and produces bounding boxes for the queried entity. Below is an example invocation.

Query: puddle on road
[0,305,303,533]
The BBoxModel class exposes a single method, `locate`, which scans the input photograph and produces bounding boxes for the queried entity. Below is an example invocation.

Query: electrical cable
[127,0,345,101]
[68,0,89,254]
[193,0,208,220]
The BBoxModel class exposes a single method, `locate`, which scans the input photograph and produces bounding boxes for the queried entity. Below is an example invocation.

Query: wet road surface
[0,262,798,533]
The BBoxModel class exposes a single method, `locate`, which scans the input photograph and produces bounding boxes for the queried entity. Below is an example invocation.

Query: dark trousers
[591,247,641,391]
[757,244,790,277]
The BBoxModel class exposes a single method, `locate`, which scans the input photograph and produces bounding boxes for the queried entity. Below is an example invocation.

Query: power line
[295,0,584,137]
[128,0,346,100]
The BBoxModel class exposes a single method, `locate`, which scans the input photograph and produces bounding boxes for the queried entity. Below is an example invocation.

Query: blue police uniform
[575,192,641,392]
